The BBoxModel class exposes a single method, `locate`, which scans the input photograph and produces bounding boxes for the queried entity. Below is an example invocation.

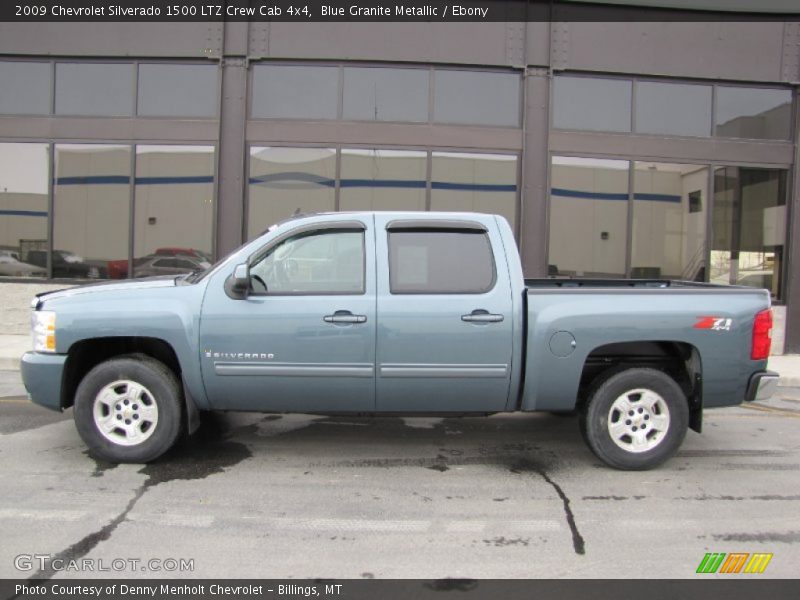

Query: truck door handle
[461,309,504,323]
[323,310,367,324]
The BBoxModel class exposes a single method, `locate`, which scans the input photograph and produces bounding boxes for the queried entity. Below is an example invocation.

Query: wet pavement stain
[427,464,449,472]
[675,494,800,501]
[86,452,118,478]
[712,531,800,543]
[483,536,530,547]
[28,415,252,581]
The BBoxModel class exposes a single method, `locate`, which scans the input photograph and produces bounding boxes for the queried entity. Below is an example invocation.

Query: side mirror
[225,263,250,299]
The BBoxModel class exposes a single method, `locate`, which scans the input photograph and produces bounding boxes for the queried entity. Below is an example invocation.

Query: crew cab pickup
[21,212,780,470]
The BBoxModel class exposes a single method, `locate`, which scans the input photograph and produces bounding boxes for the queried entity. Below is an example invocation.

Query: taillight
[751,309,772,360]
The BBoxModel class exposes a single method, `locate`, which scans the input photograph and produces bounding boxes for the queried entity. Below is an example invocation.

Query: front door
[199,217,376,412]
[374,214,514,413]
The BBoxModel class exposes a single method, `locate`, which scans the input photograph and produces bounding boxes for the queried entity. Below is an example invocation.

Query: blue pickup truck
[21,212,779,470]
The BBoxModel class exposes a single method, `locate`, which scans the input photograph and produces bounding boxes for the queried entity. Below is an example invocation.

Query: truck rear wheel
[579,367,688,470]
[73,355,183,463]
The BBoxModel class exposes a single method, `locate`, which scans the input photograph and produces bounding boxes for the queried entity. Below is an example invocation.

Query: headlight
[32,311,56,353]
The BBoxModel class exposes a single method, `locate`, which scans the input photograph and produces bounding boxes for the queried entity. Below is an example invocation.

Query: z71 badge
[694,316,733,331]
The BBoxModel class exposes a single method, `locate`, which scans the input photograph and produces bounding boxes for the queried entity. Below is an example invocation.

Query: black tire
[73,354,183,463]
[579,367,689,470]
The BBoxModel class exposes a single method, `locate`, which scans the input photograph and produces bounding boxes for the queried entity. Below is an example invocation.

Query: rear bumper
[20,351,67,412]
[745,370,780,403]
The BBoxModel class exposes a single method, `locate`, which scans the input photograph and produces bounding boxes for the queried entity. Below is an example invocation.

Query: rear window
[388,230,495,294]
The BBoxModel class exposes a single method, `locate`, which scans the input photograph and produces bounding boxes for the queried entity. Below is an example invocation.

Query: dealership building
[1,6,799,351]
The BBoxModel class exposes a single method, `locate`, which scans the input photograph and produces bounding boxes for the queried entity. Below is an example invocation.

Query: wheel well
[61,337,182,410]
[578,341,702,432]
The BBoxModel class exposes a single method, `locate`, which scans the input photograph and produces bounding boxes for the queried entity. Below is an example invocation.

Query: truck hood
[34,276,178,306]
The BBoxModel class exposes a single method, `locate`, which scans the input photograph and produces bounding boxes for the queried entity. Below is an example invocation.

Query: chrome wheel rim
[607,388,670,453]
[92,380,159,446]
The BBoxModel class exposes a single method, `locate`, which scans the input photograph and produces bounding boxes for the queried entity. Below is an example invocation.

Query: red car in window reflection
[107,248,212,279]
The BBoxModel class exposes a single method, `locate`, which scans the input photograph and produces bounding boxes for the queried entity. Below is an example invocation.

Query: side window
[250,229,365,294]
[173,259,196,270]
[388,230,495,294]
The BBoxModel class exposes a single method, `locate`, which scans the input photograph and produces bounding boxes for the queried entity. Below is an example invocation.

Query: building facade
[1,16,799,351]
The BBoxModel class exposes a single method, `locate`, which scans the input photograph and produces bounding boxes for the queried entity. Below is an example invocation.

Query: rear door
[374,215,514,412]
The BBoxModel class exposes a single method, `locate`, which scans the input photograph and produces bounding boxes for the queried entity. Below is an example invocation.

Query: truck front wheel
[73,355,183,463]
[579,368,689,470]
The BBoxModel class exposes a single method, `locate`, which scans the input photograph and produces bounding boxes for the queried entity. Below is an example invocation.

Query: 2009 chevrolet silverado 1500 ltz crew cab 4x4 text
[21,212,779,470]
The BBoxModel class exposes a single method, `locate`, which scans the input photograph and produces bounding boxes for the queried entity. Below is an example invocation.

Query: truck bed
[525,278,754,290]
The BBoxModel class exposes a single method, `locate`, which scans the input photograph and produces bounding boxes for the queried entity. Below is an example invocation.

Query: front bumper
[745,370,780,403]
[20,351,67,411]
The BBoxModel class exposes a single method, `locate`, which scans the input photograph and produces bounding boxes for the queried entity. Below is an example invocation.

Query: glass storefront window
[711,167,787,299]
[430,152,518,232]
[548,156,629,278]
[433,70,520,127]
[247,147,336,240]
[635,82,712,137]
[132,146,214,278]
[251,65,339,120]
[343,67,428,122]
[53,144,131,279]
[0,143,49,278]
[0,61,51,115]
[137,64,218,118]
[632,162,708,280]
[715,86,792,140]
[339,149,426,212]
[552,76,632,133]
[55,63,134,116]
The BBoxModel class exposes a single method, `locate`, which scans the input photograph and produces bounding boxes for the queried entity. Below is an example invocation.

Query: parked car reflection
[133,255,211,278]
[107,248,212,279]
[27,249,108,279]
[0,251,47,277]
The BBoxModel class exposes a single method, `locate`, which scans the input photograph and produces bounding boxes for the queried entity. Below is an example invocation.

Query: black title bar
[2,1,799,22]
[2,579,800,600]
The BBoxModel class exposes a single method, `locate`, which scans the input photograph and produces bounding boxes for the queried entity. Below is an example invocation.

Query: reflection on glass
[0,61,51,115]
[711,167,786,299]
[248,147,336,240]
[130,145,215,278]
[339,149,426,212]
[251,65,339,120]
[553,76,632,132]
[635,82,712,137]
[430,152,518,233]
[53,144,131,279]
[632,162,708,280]
[55,63,134,116]
[250,230,364,294]
[434,70,520,127]
[715,86,792,140]
[548,156,629,278]
[343,67,429,122]
[0,143,49,278]
[137,64,218,118]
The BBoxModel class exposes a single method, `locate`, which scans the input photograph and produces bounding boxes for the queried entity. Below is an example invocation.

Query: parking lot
[1,371,799,580]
